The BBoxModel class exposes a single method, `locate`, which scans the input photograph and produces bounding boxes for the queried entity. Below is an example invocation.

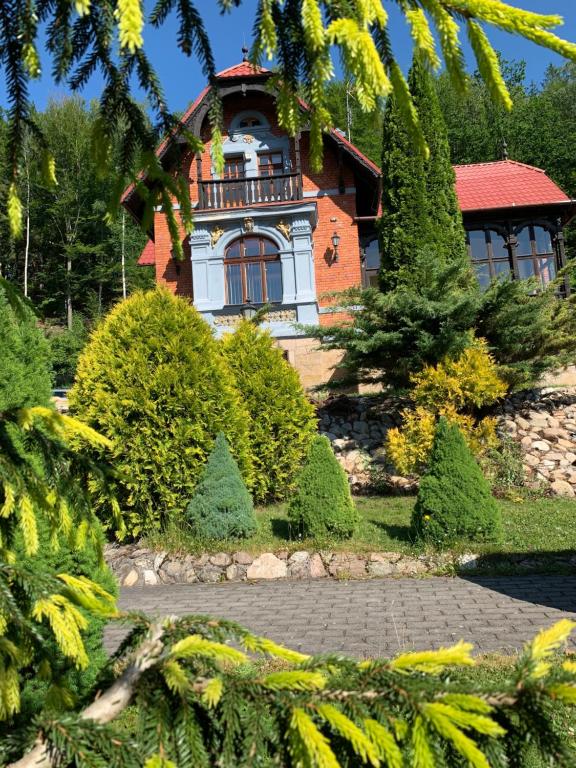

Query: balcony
[198,172,302,210]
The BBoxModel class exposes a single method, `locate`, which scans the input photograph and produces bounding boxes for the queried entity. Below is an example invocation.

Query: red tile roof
[215,61,270,79]
[137,239,155,266]
[454,160,572,212]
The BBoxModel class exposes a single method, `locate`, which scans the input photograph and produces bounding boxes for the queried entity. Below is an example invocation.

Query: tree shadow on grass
[370,519,414,544]
[270,518,292,541]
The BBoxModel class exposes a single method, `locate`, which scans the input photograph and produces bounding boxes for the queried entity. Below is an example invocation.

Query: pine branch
[8,618,173,768]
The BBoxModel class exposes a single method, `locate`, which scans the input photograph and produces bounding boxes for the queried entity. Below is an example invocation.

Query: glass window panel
[224,156,245,179]
[488,230,507,258]
[534,226,553,254]
[265,261,283,302]
[539,256,556,285]
[493,260,511,281]
[246,262,264,303]
[468,230,488,261]
[226,242,241,259]
[517,257,536,279]
[262,238,278,255]
[367,272,379,288]
[243,238,260,258]
[226,264,242,304]
[364,239,380,270]
[516,227,532,257]
[474,262,491,290]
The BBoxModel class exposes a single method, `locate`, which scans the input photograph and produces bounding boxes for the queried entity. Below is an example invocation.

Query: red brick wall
[154,211,193,297]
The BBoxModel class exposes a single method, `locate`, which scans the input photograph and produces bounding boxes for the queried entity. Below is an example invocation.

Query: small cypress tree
[185,433,257,540]
[412,417,502,548]
[221,320,317,503]
[288,435,359,540]
[379,55,467,291]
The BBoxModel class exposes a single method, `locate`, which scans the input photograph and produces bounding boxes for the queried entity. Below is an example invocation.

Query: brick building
[123,61,575,389]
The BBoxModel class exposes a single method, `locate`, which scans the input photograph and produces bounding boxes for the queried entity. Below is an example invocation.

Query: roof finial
[501,137,509,161]
[242,44,249,62]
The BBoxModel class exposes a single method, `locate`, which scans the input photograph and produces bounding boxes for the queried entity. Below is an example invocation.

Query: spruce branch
[8,618,173,768]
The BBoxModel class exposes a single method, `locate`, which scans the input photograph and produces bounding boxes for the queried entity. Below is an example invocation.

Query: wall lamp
[241,296,257,321]
[331,231,340,263]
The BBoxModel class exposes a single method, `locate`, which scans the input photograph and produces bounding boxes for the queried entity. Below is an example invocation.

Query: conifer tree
[288,435,359,539]
[221,320,317,503]
[185,432,257,540]
[379,55,467,291]
[412,417,502,547]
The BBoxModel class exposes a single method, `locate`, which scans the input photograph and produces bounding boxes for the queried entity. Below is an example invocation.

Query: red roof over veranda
[454,160,571,212]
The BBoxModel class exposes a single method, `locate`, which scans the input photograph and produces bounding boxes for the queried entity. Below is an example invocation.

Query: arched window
[239,115,262,128]
[225,236,283,305]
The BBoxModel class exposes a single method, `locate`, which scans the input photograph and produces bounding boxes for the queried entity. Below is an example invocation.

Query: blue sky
[1,0,575,114]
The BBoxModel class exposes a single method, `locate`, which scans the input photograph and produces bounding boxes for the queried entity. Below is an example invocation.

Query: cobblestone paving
[106,575,576,658]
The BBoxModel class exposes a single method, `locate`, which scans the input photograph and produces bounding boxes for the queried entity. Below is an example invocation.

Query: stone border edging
[104,545,576,586]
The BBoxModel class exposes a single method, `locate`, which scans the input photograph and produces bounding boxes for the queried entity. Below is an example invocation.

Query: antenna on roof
[501,138,509,161]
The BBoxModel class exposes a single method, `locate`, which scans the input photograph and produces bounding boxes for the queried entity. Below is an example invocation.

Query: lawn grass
[144,493,576,558]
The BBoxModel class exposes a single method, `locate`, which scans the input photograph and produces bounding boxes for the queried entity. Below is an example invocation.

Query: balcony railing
[198,173,302,210]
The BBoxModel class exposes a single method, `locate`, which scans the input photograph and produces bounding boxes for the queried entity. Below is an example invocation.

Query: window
[466,229,510,289]
[362,239,380,287]
[515,225,557,286]
[258,152,284,176]
[225,236,283,305]
[239,116,262,128]
[221,155,247,206]
[224,155,245,179]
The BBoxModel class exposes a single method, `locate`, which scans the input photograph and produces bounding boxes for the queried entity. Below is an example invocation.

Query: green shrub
[0,284,52,411]
[48,315,89,388]
[14,515,117,718]
[69,288,253,537]
[412,417,502,547]
[221,320,317,502]
[185,432,257,540]
[288,435,359,540]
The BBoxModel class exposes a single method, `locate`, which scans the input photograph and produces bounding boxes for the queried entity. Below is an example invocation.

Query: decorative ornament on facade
[243,134,254,144]
[214,314,243,327]
[276,220,291,240]
[211,227,225,246]
[244,217,255,233]
[214,308,297,327]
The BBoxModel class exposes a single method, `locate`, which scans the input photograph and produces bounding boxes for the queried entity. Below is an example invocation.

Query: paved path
[106,575,576,659]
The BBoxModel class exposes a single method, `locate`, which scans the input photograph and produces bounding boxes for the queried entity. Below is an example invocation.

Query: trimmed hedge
[412,417,502,547]
[70,289,253,537]
[15,516,117,717]
[221,320,317,502]
[185,432,257,540]
[288,435,359,540]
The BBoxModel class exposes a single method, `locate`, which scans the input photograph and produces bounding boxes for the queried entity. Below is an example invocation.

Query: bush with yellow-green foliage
[221,320,317,502]
[70,289,252,537]
[386,341,506,476]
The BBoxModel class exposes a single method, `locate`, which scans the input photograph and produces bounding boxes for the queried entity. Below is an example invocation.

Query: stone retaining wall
[105,545,576,586]
[497,389,576,497]
[318,388,576,497]
[106,545,453,586]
